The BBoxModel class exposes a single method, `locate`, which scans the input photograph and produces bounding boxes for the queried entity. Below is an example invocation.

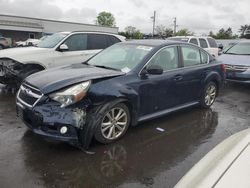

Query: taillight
[221,64,226,73]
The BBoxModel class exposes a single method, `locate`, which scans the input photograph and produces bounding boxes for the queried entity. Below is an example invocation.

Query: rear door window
[189,38,198,45]
[207,38,218,48]
[87,34,108,50]
[181,46,201,67]
[199,38,209,48]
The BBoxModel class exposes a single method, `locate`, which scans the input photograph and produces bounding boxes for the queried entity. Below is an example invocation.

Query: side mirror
[146,65,163,75]
[218,44,223,50]
[59,44,69,51]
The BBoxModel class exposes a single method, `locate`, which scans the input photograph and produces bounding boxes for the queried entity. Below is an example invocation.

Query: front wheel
[200,81,217,108]
[95,103,130,144]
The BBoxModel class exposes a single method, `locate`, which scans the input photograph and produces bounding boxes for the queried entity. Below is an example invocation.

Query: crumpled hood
[0,47,51,62]
[217,54,250,66]
[25,63,125,94]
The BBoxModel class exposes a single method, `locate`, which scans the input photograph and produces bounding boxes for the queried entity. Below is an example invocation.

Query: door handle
[173,75,183,81]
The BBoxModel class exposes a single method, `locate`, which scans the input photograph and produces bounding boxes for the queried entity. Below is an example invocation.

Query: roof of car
[122,39,182,47]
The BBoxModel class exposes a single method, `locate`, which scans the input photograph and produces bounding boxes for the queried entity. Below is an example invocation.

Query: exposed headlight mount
[49,81,91,108]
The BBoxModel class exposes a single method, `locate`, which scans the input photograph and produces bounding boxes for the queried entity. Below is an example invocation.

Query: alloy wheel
[205,84,216,106]
[101,107,128,140]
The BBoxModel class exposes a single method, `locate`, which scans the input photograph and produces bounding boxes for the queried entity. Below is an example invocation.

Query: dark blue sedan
[218,41,250,83]
[16,40,225,148]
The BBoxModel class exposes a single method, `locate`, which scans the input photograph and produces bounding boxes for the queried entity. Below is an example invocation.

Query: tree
[175,29,193,36]
[119,26,143,39]
[155,25,173,38]
[212,27,237,39]
[239,25,250,38]
[97,11,115,27]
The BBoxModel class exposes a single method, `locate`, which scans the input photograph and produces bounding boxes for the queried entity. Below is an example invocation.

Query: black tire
[94,103,130,144]
[17,69,41,87]
[200,81,217,109]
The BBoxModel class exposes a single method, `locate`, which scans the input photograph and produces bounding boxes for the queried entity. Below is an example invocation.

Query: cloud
[0,0,249,35]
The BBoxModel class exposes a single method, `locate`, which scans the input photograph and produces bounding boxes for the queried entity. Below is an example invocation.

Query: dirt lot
[0,83,249,188]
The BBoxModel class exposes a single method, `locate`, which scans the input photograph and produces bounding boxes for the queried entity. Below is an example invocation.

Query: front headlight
[49,81,91,107]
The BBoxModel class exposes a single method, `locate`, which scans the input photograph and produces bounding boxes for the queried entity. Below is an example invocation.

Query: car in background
[175,128,250,188]
[0,37,11,50]
[0,31,125,87]
[16,38,40,47]
[16,40,225,148]
[168,36,219,57]
[218,41,250,83]
[15,36,49,47]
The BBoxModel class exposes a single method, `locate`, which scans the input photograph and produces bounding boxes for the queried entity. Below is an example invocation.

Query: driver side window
[147,46,179,71]
[63,34,87,51]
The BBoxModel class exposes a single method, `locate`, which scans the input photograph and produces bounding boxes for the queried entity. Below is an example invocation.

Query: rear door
[179,45,210,103]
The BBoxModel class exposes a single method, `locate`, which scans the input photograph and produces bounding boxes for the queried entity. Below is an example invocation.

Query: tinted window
[207,38,217,48]
[189,38,198,45]
[200,50,209,64]
[109,36,121,44]
[199,38,208,48]
[88,34,108,50]
[147,47,179,71]
[181,46,201,67]
[63,34,87,51]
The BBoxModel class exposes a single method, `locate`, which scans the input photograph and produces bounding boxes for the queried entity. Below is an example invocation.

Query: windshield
[37,33,68,48]
[225,42,250,55]
[87,43,153,73]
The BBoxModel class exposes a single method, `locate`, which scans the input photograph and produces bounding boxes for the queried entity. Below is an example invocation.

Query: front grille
[225,64,249,72]
[17,83,43,107]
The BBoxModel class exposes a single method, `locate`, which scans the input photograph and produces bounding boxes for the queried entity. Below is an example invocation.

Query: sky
[0,0,249,35]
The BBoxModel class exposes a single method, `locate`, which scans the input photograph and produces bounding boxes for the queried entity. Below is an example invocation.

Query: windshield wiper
[92,65,120,71]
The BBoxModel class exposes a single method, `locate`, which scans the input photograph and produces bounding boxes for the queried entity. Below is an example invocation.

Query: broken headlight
[49,81,91,108]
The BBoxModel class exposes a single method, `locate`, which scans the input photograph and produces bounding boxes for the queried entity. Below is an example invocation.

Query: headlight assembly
[49,81,91,107]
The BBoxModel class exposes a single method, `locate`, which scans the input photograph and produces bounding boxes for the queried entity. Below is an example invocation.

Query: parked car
[0,31,125,87]
[175,128,250,188]
[218,41,250,83]
[16,38,40,47]
[168,36,219,57]
[16,40,225,148]
[0,37,11,49]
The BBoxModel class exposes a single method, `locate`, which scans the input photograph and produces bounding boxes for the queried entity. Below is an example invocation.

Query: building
[0,14,119,43]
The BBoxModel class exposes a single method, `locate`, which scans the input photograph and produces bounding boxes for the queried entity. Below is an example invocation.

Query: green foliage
[209,28,238,39]
[239,25,250,39]
[119,26,143,39]
[155,25,173,38]
[175,29,194,36]
[97,11,115,27]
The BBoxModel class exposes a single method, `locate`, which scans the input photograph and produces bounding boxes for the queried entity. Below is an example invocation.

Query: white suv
[168,36,219,57]
[0,31,125,87]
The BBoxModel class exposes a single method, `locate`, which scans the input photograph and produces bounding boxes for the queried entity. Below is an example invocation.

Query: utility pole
[173,17,177,36]
[151,11,156,37]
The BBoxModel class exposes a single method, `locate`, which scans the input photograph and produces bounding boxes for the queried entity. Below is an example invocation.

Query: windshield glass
[225,42,250,55]
[37,33,68,48]
[87,43,153,73]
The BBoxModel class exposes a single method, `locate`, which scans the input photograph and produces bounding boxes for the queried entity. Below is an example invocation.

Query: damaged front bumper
[16,102,88,143]
[16,83,90,145]
[0,58,24,85]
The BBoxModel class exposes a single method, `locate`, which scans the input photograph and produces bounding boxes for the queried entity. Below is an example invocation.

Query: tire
[200,81,217,109]
[94,103,131,144]
[18,69,41,87]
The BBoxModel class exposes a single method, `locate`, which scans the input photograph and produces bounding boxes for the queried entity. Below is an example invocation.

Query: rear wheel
[95,103,130,144]
[200,81,217,108]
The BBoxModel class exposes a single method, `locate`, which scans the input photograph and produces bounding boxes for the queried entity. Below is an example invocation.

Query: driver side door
[138,46,183,117]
